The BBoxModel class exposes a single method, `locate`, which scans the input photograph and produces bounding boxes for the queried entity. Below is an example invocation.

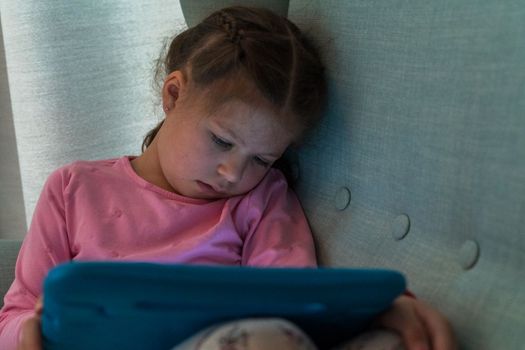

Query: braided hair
[143,6,326,156]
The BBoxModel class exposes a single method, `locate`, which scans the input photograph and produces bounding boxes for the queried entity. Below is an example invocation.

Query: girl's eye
[211,133,232,149]
[254,156,270,167]
[211,132,269,167]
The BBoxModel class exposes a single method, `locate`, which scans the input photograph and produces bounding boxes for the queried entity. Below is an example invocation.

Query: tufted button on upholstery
[459,240,480,270]
[334,186,351,210]
[392,214,410,240]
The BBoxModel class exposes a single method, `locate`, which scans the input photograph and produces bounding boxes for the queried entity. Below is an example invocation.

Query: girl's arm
[16,297,43,350]
[240,169,317,268]
[0,168,72,350]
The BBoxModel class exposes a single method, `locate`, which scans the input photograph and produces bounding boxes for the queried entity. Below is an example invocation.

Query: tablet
[41,262,406,350]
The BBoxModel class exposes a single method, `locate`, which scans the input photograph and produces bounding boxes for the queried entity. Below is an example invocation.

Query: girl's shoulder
[44,156,127,190]
[240,167,295,210]
[251,168,289,195]
[63,157,123,173]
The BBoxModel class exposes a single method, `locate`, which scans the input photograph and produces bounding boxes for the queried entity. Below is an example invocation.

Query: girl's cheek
[244,167,267,188]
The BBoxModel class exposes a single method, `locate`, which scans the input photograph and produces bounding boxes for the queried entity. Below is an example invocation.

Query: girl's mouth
[196,180,223,195]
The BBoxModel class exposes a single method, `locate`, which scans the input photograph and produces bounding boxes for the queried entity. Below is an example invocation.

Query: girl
[0,6,455,350]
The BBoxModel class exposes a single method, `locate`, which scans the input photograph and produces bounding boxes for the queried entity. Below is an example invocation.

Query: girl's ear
[162,70,187,113]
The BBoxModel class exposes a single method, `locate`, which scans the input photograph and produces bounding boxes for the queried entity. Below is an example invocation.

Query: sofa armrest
[0,239,22,308]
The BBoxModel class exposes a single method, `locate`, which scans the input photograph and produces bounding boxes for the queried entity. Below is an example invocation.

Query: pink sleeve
[241,170,318,268]
[0,168,72,350]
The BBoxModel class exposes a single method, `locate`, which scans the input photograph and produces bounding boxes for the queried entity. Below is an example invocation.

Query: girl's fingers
[401,324,430,350]
[34,296,43,316]
[388,313,430,350]
[414,300,457,350]
[377,297,430,350]
[18,315,42,350]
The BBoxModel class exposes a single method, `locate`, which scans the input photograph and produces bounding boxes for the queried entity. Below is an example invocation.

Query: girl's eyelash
[254,157,270,167]
[211,133,232,149]
[211,132,270,167]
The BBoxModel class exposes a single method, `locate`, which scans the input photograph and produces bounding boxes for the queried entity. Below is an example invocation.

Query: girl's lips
[196,180,222,195]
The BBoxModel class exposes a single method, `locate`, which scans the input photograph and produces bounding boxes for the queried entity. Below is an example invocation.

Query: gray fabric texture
[0,17,27,238]
[0,240,22,309]
[0,0,186,230]
[288,1,525,349]
[180,0,289,27]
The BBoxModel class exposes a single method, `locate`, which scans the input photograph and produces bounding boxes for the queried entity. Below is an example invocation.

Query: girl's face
[149,73,294,200]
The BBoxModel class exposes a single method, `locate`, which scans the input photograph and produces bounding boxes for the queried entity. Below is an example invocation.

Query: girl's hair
[143,6,326,149]
[142,6,327,181]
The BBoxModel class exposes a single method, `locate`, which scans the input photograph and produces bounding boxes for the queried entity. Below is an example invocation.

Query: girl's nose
[217,155,245,184]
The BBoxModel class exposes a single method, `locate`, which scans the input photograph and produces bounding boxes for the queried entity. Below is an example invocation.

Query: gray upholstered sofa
[1,1,524,349]
[0,240,21,306]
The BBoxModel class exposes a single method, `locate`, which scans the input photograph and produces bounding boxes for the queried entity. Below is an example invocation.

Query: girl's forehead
[190,69,288,122]
[185,74,300,144]
[215,98,292,133]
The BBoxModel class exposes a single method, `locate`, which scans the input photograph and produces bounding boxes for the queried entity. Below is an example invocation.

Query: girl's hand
[376,295,457,350]
[17,296,43,350]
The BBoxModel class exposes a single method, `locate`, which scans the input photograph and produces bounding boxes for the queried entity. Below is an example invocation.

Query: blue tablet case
[42,262,406,350]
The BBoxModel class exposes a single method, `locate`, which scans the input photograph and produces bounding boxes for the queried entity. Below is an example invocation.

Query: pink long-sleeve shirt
[0,156,317,349]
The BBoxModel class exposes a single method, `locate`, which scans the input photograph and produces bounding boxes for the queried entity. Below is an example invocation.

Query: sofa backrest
[284,1,524,349]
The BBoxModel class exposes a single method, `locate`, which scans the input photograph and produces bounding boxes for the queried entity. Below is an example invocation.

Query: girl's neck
[130,139,176,193]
